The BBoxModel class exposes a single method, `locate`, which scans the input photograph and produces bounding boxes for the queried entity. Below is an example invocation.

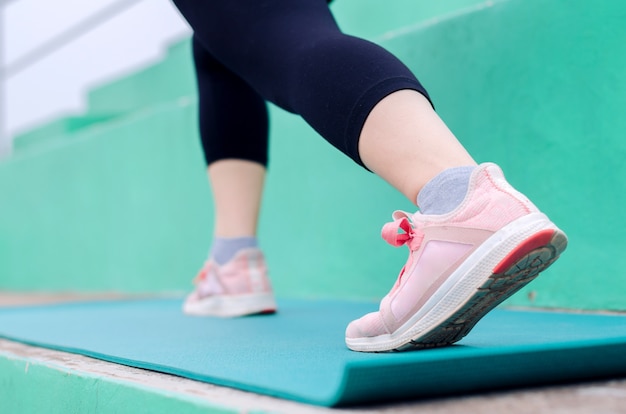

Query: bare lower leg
[209,91,471,235]
[208,159,265,237]
[358,90,477,204]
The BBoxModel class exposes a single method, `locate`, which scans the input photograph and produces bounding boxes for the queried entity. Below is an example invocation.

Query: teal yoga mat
[1,298,626,406]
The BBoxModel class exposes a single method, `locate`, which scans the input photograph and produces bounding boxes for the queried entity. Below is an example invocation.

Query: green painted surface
[13,114,119,152]
[0,102,212,292]
[0,99,408,297]
[86,40,196,116]
[1,0,624,310]
[0,352,234,414]
[330,0,488,38]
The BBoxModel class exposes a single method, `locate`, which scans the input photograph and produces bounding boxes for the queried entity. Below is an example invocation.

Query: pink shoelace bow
[193,261,213,284]
[381,214,424,290]
[381,215,424,251]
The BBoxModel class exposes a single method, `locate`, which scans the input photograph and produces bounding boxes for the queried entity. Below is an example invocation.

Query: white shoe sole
[183,292,277,317]
[346,213,568,352]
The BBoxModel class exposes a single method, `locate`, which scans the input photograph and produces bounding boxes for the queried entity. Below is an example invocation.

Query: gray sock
[210,236,258,265]
[417,166,476,215]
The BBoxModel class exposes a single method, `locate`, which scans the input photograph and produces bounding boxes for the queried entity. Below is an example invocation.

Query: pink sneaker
[183,248,277,317]
[345,163,568,352]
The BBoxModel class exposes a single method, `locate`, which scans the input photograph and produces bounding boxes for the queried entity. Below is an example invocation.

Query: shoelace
[381,215,424,251]
[192,261,226,297]
[381,214,424,291]
[193,261,213,284]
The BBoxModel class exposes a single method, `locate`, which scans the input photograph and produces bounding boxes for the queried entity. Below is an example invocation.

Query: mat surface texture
[1,298,626,406]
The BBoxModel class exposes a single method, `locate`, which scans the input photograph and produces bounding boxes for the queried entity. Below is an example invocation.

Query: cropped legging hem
[345,77,431,168]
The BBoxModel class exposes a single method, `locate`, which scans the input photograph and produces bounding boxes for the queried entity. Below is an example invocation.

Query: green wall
[1,0,624,310]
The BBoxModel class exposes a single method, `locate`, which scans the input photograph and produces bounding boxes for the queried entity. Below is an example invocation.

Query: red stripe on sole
[492,229,555,274]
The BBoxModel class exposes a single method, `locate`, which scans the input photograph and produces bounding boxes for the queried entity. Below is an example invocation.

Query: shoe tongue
[392,210,413,220]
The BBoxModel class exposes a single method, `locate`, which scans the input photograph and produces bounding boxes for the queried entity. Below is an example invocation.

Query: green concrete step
[86,39,196,116]
[12,114,120,153]
[1,0,625,310]
[11,40,195,154]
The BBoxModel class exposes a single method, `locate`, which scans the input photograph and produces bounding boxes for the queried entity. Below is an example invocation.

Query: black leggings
[172,0,430,168]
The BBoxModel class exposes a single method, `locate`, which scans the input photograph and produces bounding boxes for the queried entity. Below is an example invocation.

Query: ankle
[210,236,259,265]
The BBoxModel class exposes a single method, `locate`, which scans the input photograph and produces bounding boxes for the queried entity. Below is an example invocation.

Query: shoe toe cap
[345,311,387,339]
